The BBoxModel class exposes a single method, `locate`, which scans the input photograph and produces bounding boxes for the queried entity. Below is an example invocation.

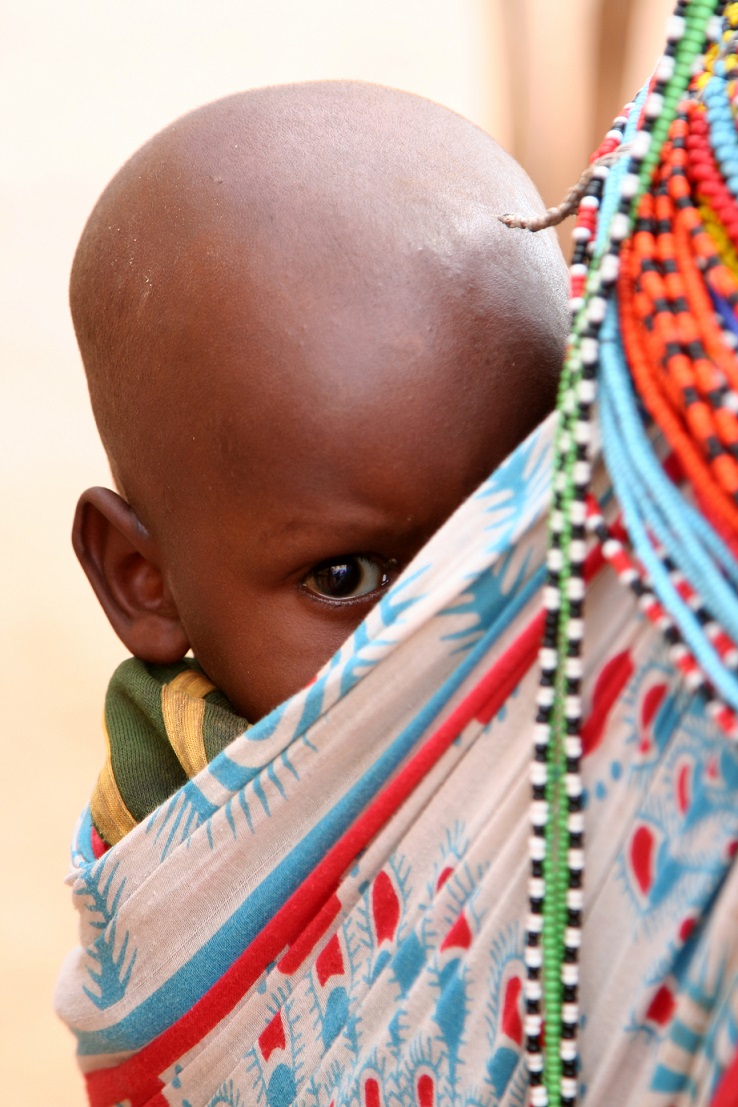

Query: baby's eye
[302,555,395,602]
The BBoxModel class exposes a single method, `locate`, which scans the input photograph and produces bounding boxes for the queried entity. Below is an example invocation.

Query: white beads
[547,547,564,573]
[609,211,631,243]
[530,763,548,788]
[599,252,621,285]
[527,911,543,934]
[620,172,640,200]
[654,53,675,82]
[536,686,555,709]
[529,834,546,861]
[564,929,582,951]
[573,421,592,448]
[565,689,582,712]
[528,1055,544,1078]
[666,14,685,44]
[580,336,598,365]
[544,585,561,610]
[684,667,703,692]
[531,800,549,828]
[565,657,584,681]
[631,128,652,161]
[565,773,583,798]
[526,942,543,970]
[560,1040,578,1062]
[562,963,580,987]
[565,735,583,758]
[573,460,591,486]
[669,641,689,666]
[530,1084,549,1107]
[561,1077,579,1101]
[706,15,722,43]
[576,377,596,404]
[587,295,607,324]
[526,978,543,1002]
[644,92,664,120]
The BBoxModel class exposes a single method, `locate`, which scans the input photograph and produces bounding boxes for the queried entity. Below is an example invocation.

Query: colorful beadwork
[516,2,738,1104]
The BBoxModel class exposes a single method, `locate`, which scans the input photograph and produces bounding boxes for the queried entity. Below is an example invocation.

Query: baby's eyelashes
[302,555,398,603]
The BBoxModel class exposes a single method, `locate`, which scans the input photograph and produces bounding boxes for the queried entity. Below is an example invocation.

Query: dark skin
[71,82,568,721]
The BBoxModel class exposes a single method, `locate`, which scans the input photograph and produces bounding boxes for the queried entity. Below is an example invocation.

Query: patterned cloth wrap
[54,412,738,1107]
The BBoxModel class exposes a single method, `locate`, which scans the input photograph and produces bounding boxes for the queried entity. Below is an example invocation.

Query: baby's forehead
[100,153,526,374]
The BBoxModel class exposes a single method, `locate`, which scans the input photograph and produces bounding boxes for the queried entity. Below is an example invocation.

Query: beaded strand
[524,121,626,1107]
[598,8,738,713]
[522,4,721,1106]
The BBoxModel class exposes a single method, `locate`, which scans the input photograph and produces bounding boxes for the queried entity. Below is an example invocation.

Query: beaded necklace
[508,3,734,1104]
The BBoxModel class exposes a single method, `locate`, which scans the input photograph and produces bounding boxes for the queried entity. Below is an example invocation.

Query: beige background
[1,1,670,1101]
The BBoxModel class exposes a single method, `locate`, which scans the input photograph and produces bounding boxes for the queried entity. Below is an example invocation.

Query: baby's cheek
[265,602,372,710]
[202,601,340,721]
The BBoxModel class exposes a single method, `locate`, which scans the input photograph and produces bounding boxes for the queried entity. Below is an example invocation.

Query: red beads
[618,102,738,539]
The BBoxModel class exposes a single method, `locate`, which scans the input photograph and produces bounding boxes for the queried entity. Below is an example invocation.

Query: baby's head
[71,81,567,721]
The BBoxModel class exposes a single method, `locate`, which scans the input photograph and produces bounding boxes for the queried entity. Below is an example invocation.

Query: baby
[70,81,567,847]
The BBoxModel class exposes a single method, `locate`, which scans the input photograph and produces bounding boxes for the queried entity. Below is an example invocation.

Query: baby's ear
[73,487,190,664]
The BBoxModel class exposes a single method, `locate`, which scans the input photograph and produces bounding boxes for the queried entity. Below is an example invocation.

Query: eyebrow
[258,502,424,565]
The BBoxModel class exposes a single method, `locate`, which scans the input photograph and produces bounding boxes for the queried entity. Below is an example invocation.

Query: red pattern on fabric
[258,1011,286,1061]
[316,934,344,986]
[440,912,472,952]
[90,825,111,859]
[364,1077,381,1107]
[645,984,676,1027]
[436,866,454,891]
[372,872,400,944]
[678,915,697,944]
[277,894,342,976]
[676,761,692,815]
[631,824,656,896]
[642,683,667,730]
[416,1073,434,1107]
[581,649,635,755]
[710,1046,738,1107]
[501,975,523,1045]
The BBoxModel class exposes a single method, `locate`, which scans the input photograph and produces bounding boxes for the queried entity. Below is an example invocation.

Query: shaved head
[72,81,568,718]
[71,81,565,511]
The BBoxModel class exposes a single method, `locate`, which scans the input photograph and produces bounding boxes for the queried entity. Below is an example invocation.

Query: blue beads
[598,295,738,710]
[703,73,738,200]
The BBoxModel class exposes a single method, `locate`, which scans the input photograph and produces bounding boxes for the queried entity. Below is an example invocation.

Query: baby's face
[136,256,554,721]
[73,86,567,721]
[158,397,488,721]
